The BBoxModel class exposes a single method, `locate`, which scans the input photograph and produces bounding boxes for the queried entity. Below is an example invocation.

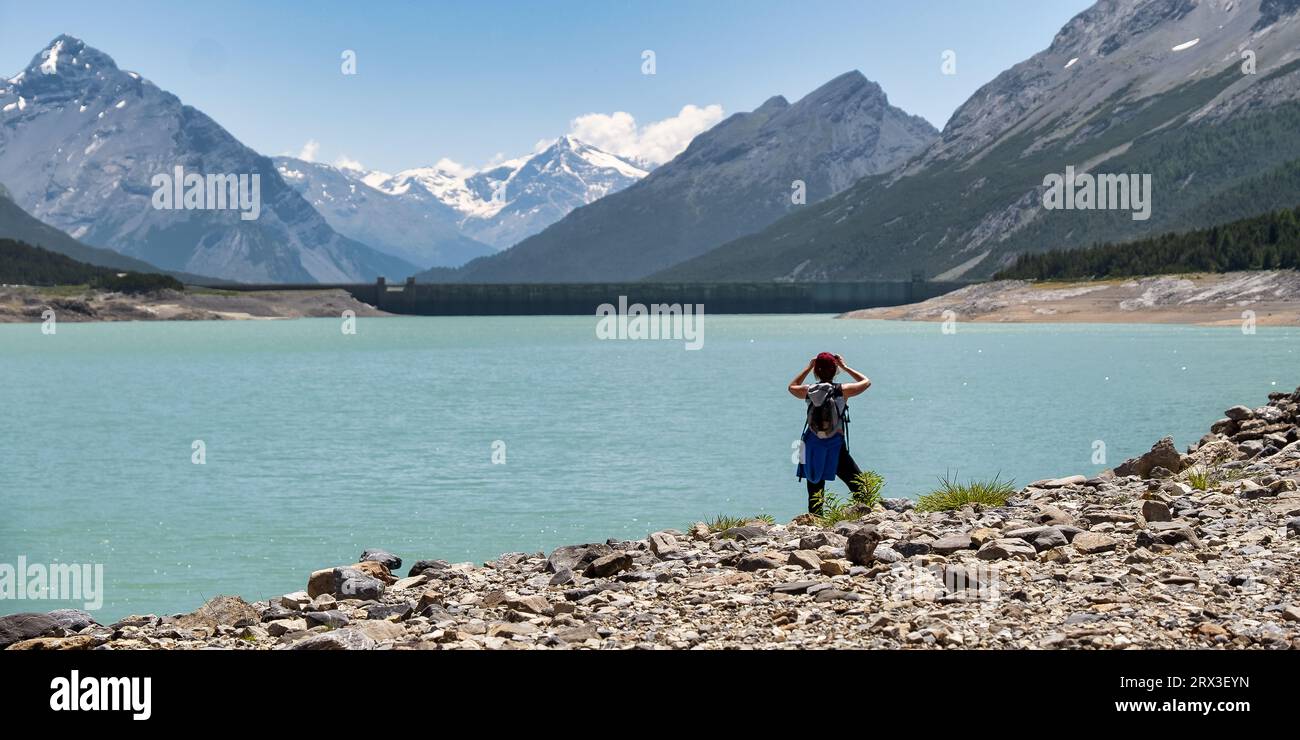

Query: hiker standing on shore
[789,352,872,514]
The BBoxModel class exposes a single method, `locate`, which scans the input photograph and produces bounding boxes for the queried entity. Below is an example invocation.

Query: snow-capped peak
[277,136,648,250]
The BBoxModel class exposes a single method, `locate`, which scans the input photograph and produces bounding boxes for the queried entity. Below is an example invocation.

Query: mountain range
[274,135,648,268]
[0,35,413,283]
[8,2,1298,288]
[431,71,939,282]
[657,0,1300,281]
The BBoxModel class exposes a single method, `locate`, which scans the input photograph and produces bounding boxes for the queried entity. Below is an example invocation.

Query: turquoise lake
[1,314,1297,621]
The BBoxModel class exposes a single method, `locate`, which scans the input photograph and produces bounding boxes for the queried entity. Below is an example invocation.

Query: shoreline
[0,285,390,323]
[841,271,1300,326]
[4,386,1298,650]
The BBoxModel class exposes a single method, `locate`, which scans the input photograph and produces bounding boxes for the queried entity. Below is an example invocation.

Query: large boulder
[307,567,385,601]
[0,613,60,648]
[846,526,881,565]
[46,609,98,632]
[582,552,633,578]
[547,543,613,574]
[175,595,259,631]
[1113,437,1184,479]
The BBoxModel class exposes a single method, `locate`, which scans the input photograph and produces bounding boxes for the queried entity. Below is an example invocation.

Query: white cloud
[434,157,477,177]
[567,104,724,165]
[334,155,365,172]
[297,139,321,162]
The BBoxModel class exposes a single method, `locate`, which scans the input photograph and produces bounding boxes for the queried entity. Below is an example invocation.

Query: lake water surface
[2,315,1296,620]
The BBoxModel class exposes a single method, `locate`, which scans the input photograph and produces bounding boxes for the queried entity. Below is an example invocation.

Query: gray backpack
[805,382,846,440]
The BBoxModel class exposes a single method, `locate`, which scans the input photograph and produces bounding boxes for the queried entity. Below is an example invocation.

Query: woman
[788,352,871,514]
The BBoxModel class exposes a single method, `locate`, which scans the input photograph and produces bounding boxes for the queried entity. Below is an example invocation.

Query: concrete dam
[227,278,971,316]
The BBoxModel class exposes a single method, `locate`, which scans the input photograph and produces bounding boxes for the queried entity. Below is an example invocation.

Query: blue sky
[0,0,1092,173]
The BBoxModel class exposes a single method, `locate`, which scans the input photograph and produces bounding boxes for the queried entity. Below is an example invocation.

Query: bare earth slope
[843,271,1300,325]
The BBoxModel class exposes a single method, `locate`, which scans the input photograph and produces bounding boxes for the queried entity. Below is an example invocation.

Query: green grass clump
[704,513,774,534]
[915,473,1015,512]
[849,470,886,509]
[811,490,858,528]
[1185,466,1212,491]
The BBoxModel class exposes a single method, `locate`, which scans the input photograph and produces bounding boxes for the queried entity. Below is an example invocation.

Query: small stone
[648,532,679,558]
[304,610,350,629]
[279,591,312,610]
[788,550,822,570]
[1031,475,1087,488]
[1141,500,1172,522]
[969,527,1000,547]
[976,538,1036,561]
[289,628,376,650]
[1281,606,1300,623]
[931,534,974,555]
[738,554,783,572]
[814,589,863,603]
[772,581,819,594]
[1072,531,1119,555]
[267,618,307,637]
[504,594,551,615]
[820,559,850,576]
[407,559,449,577]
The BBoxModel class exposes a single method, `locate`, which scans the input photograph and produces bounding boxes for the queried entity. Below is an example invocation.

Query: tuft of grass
[849,470,886,509]
[704,513,774,534]
[1185,466,1211,491]
[915,473,1015,513]
[811,489,858,528]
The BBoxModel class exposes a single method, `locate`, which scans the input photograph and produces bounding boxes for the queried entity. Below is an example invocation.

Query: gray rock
[1071,531,1119,554]
[304,610,350,628]
[976,538,1036,561]
[0,613,60,648]
[931,534,973,555]
[720,525,768,541]
[1224,405,1254,421]
[363,603,413,621]
[407,559,449,577]
[847,526,881,565]
[738,554,783,572]
[359,549,401,570]
[1031,527,1069,551]
[288,628,376,650]
[799,532,847,550]
[648,532,679,558]
[46,609,97,632]
[1141,500,1172,522]
[893,540,932,557]
[547,543,613,574]
[814,589,863,602]
[583,552,634,578]
[772,581,820,594]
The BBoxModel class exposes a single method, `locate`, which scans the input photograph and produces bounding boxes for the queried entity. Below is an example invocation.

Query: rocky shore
[0,285,389,323]
[5,387,1300,651]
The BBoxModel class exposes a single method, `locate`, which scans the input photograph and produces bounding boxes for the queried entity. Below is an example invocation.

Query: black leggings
[805,446,864,514]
